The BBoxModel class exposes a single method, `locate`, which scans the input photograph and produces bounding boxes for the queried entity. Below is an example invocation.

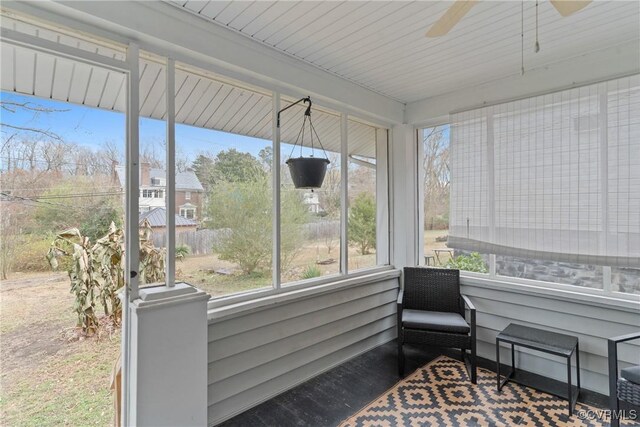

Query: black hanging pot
[286,157,330,189]
[278,96,332,190]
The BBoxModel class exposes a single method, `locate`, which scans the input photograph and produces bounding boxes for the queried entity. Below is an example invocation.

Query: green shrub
[301,265,321,280]
[446,252,488,273]
[348,193,376,255]
[208,175,307,274]
[175,244,191,261]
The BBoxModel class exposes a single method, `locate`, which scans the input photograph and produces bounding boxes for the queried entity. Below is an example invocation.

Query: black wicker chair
[608,332,640,427]
[397,267,476,383]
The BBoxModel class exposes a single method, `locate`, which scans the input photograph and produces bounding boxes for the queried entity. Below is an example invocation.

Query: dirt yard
[0,241,389,425]
[0,272,119,427]
[175,242,378,297]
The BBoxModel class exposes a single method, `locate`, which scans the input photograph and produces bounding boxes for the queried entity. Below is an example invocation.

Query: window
[280,100,342,284]
[348,119,387,271]
[140,189,163,199]
[180,208,195,220]
[172,61,273,297]
[444,75,640,294]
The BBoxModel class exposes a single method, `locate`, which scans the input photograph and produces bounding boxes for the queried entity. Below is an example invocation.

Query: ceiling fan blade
[425,0,478,38]
[549,0,591,17]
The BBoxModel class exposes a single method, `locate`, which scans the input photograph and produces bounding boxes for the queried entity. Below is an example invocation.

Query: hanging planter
[277,96,331,190]
[286,157,330,189]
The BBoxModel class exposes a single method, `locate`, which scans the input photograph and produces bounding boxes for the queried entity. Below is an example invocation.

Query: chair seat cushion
[621,365,640,385]
[402,309,470,334]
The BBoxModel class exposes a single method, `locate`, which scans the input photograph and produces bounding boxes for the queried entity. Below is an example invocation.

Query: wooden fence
[152,220,340,255]
[152,229,226,255]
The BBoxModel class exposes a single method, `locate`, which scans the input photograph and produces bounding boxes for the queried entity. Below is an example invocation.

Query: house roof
[139,207,198,228]
[114,166,204,191]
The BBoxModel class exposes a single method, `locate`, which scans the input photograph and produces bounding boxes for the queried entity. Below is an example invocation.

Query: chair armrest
[461,294,476,336]
[396,290,404,337]
[461,294,475,312]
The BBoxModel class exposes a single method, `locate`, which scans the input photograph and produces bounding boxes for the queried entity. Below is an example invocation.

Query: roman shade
[449,75,640,268]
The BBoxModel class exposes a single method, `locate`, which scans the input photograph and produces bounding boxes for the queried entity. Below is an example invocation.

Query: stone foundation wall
[453,251,640,294]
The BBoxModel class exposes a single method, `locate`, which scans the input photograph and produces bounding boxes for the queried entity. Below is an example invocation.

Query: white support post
[128,284,209,426]
[340,113,349,274]
[416,128,425,265]
[376,128,390,266]
[272,93,281,289]
[390,124,418,269]
[123,42,140,427]
[165,58,176,288]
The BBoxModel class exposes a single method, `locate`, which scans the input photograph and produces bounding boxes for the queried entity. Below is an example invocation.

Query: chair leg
[610,395,620,427]
[471,342,477,384]
[611,399,620,427]
[398,336,405,377]
[609,339,620,427]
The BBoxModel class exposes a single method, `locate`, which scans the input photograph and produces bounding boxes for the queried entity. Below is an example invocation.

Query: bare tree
[1,101,69,142]
[140,141,165,169]
[423,126,450,230]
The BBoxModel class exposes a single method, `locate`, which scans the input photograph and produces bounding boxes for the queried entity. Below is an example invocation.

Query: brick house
[139,207,198,234]
[114,162,204,221]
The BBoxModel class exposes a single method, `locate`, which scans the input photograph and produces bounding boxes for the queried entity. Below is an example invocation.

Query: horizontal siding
[461,282,640,395]
[207,277,399,426]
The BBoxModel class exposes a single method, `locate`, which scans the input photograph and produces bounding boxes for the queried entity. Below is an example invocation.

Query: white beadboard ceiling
[167,0,640,103]
[1,13,378,157]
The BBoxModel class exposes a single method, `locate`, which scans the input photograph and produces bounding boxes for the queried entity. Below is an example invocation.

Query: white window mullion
[165,58,176,287]
[123,42,139,427]
[340,113,348,275]
[125,43,140,300]
[376,128,390,266]
[272,93,281,289]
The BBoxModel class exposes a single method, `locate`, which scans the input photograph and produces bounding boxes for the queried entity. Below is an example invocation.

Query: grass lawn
[423,229,451,265]
[1,273,119,427]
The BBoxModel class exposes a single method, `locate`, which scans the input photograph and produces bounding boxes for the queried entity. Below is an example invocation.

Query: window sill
[207,267,400,323]
[460,274,640,313]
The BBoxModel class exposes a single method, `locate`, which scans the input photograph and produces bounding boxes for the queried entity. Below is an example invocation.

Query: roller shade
[449,75,640,268]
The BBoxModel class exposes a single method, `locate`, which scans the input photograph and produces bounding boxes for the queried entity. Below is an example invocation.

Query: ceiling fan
[425,0,592,37]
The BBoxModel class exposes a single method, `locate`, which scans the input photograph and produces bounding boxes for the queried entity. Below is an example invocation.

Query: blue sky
[1,91,274,163]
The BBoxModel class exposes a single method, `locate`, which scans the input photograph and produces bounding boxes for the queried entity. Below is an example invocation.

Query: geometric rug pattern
[339,356,639,427]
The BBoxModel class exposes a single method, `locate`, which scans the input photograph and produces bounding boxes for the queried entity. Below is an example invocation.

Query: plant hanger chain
[279,96,329,161]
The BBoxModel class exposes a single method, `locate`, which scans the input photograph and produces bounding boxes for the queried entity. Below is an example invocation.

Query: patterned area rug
[340,356,636,427]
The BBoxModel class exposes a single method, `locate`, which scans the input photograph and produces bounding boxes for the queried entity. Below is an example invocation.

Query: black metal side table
[496,323,580,416]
